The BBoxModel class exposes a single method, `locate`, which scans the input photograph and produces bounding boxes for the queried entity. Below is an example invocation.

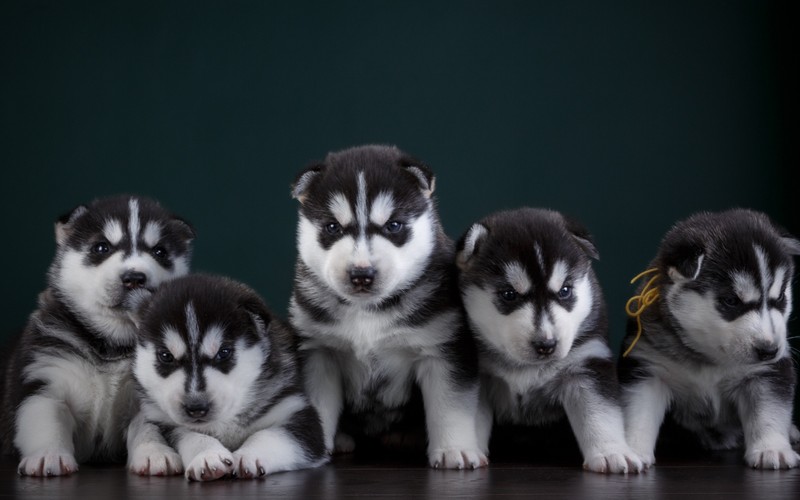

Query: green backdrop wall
[1,1,797,378]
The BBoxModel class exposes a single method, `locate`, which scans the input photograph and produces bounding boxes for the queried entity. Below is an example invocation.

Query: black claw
[258,466,265,476]
[223,458,233,466]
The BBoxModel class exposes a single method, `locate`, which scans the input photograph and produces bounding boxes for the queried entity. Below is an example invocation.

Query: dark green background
[1,0,797,367]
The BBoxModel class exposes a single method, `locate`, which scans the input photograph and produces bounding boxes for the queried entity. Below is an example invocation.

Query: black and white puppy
[289,144,486,469]
[0,195,194,476]
[456,208,643,473]
[131,274,327,481]
[619,208,800,469]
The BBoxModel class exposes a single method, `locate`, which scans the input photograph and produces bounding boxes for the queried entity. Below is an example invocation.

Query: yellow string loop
[622,267,661,358]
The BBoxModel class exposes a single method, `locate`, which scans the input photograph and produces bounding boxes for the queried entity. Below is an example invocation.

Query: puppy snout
[754,343,779,362]
[183,400,210,419]
[533,339,558,357]
[349,267,376,288]
[121,270,147,290]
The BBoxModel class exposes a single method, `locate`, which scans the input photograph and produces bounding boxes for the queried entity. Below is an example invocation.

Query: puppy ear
[167,216,196,243]
[291,163,325,204]
[399,156,436,199]
[562,215,600,261]
[662,237,705,282]
[456,223,488,270]
[238,291,273,343]
[55,204,89,246]
[781,236,800,256]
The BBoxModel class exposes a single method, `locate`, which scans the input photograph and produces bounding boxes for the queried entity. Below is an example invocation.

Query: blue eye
[384,221,404,234]
[324,222,342,235]
[500,289,518,302]
[558,286,572,300]
[214,347,233,362]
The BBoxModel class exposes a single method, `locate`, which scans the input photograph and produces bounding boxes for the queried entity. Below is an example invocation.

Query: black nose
[533,339,558,356]
[754,345,779,361]
[350,267,376,288]
[184,401,210,419]
[121,271,147,290]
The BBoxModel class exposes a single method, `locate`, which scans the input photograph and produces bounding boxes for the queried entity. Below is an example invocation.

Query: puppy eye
[157,350,175,364]
[384,221,404,234]
[721,295,742,308]
[558,285,573,300]
[91,241,110,254]
[151,245,168,259]
[499,289,518,302]
[324,222,342,235]
[214,347,234,362]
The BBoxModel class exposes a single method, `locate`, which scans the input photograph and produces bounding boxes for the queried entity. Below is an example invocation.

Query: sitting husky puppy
[619,209,800,469]
[289,145,486,469]
[131,274,327,481]
[0,195,194,476]
[456,208,643,473]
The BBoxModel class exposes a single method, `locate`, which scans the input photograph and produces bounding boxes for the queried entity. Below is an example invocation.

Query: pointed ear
[662,237,705,282]
[55,204,89,246]
[781,236,800,256]
[399,156,435,199]
[168,216,196,243]
[291,163,325,204]
[238,291,273,344]
[562,215,599,260]
[456,223,488,270]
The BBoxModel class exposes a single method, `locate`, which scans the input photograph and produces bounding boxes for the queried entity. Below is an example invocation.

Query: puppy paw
[745,446,800,470]
[428,448,489,470]
[789,425,800,445]
[128,442,183,476]
[184,448,234,481]
[333,432,356,454]
[232,449,270,479]
[583,446,646,474]
[18,449,79,477]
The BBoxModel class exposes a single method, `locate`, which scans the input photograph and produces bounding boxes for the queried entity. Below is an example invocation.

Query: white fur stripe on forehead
[103,219,124,246]
[128,198,140,253]
[754,245,773,300]
[731,272,760,304]
[162,327,187,360]
[356,171,368,232]
[548,260,569,292]
[328,193,354,226]
[201,326,224,358]
[504,262,531,294]
[534,243,545,274]
[370,191,395,226]
[185,302,200,346]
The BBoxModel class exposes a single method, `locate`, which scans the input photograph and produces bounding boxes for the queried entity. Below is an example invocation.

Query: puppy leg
[15,395,79,476]
[563,389,644,474]
[475,384,493,456]
[738,384,799,469]
[622,376,671,468]
[126,411,183,476]
[417,358,488,469]
[173,428,234,481]
[303,349,344,454]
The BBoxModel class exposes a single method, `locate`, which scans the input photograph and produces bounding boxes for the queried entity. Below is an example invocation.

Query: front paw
[428,448,488,470]
[232,449,270,479]
[583,446,646,474]
[18,449,78,477]
[128,442,183,476]
[185,448,234,481]
[745,446,800,469]
[333,431,356,454]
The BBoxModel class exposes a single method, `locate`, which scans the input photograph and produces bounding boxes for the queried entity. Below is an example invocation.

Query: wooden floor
[2,449,799,499]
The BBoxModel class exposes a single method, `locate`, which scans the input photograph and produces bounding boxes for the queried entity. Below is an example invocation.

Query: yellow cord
[622,267,661,358]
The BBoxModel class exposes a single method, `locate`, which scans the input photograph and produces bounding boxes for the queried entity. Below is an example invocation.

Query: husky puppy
[289,145,486,469]
[456,208,644,473]
[619,209,800,469]
[0,195,194,476]
[131,274,327,481]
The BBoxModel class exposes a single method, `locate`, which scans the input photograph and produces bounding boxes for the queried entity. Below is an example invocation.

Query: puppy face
[658,209,800,365]
[133,276,271,432]
[457,208,599,364]
[292,145,437,305]
[51,196,194,342]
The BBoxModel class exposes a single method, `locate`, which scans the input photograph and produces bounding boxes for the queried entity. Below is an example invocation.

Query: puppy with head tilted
[290,144,486,469]
[619,209,800,469]
[456,208,644,473]
[130,274,327,481]
[0,195,194,476]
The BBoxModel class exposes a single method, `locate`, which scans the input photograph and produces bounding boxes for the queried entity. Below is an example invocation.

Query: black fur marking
[284,405,327,461]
